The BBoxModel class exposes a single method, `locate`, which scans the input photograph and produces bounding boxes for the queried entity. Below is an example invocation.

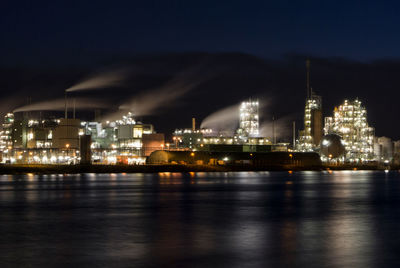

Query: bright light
[322,139,330,146]
[323,99,374,163]
[107,156,117,164]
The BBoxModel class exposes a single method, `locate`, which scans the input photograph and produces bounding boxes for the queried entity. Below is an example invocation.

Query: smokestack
[306,59,310,98]
[192,117,196,132]
[27,97,31,119]
[293,121,296,149]
[64,91,68,119]
[73,98,76,119]
[272,116,276,144]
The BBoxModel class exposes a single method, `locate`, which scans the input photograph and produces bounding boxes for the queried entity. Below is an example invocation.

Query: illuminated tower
[324,99,374,162]
[0,113,14,152]
[297,60,323,151]
[237,99,259,141]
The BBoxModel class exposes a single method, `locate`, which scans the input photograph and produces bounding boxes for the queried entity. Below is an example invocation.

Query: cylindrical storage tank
[320,134,345,159]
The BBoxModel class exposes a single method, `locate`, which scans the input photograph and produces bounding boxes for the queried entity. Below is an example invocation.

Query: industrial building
[0,113,14,153]
[293,61,379,164]
[147,150,321,168]
[366,137,400,166]
[374,136,393,163]
[393,140,400,166]
[237,99,259,142]
[0,111,164,164]
[172,99,288,153]
[323,99,374,163]
[297,60,323,152]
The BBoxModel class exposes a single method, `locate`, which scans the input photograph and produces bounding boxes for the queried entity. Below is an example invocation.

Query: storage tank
[320,134,345,159]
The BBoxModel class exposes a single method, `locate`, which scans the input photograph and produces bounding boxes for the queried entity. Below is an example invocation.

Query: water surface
[1,171,400,267]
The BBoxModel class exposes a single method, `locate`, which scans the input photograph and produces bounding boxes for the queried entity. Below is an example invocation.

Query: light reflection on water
[1,171,400,267]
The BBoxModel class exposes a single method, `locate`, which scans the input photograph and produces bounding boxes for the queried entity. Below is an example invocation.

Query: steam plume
[65,69,128,92]
[200,104,239,136]
[103,62,215,121]
[200,98,271,136]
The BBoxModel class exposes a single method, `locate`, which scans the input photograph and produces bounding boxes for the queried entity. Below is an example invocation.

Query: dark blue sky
[2,1,400,139]
[2,0,400,63]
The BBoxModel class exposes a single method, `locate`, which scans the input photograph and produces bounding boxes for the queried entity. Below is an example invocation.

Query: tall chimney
[306,59,310,98]
[64,91,68,119]
[73,98,76,119]
[292,121,296,149]
[272,116,276,144]
[192,117,196,132]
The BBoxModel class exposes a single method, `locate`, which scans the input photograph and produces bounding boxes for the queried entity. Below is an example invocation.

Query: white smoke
[118,79,200,116]
[102,63,215,121]
[200,98,272,136]
[200,104,239,136]
[66,69,128,92]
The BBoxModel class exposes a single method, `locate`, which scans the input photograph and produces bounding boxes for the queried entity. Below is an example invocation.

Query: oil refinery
[0,111,164,165]
[0,60,399,168]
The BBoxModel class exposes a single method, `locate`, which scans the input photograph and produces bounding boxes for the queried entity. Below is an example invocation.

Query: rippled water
[1,171,400,267]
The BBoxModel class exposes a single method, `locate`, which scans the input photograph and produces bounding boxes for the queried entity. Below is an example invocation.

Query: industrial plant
[296,59,323,152]
[322,99,375,163]
[0,110,164,165]
[172,99,288,153]
[294,60,398,166]
[0,59,398,169]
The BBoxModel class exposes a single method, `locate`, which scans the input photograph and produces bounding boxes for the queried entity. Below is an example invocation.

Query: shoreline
[0,164,395,175]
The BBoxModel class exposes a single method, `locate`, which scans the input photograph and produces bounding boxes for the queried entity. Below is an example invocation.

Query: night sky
[2,0,400,140]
